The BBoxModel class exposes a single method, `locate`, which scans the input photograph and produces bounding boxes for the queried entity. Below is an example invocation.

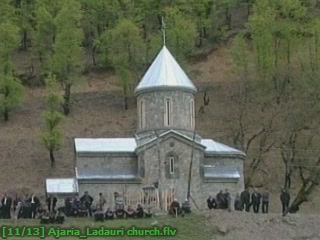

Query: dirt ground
[206,210,320,240]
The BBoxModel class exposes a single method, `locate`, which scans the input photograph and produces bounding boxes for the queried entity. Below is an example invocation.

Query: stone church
[72,45,245,209]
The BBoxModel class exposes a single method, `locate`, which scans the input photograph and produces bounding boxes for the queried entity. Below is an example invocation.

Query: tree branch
[245,128,265,153]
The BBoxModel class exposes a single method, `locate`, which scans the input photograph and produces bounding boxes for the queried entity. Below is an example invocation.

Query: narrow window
[190,99,195,128]
[165,98,171,126]
[169,156,175,174]
[140,100,145,129]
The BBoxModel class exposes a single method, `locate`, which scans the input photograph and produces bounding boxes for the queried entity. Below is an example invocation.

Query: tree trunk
[284,163,292,189]
[63,83,72,116]
[92,46,97,66]
[289,181,316,213]
[123,84,128,110]
[23,30,27,51]
[4,107,9,121]
[124,96,128,110]
[49,149,55,167]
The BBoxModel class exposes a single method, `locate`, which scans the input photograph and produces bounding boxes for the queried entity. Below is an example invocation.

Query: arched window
[169,156,175,174]
[190,99,195,128]
[139,100,145,129]
[164,98,171,126]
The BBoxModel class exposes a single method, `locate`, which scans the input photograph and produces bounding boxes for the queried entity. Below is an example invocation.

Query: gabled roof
[201,139,245,157]
[74,138,136,153]
[135,46,197,95]
[74,135,245,158]
[136,130,205,152]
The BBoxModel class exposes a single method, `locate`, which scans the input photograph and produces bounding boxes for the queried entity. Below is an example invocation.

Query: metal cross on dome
[162,16,166,46]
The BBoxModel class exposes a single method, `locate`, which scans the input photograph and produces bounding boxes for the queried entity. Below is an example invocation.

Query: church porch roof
[201,139,245,157]
[46,178,79,194]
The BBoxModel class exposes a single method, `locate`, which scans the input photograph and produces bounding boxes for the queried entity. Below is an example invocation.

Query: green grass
[0,213,216,240]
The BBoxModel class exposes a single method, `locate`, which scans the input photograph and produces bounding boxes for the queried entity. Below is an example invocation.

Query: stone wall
[78,183,142,206]
[136,90,195,132]
[137,133,244,210]
[76,135,244,211]
[76,155,137,173]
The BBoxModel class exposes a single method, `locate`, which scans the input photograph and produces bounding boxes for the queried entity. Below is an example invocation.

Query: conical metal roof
[135,46,197,95]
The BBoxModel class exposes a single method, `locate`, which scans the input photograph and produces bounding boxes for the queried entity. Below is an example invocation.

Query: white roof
[46,178,78,194]
[201,139,245,156]
[135,46,197,95]
[75,138,136,153]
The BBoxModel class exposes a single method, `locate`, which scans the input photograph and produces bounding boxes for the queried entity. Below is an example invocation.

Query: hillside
[0,45,234,194]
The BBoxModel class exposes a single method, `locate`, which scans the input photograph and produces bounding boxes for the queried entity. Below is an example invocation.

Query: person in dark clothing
[262,191,270,214]
[216,190,225,209]
[28,194,40,219]
[280,189,290,216]
[115,206,125,219]
[169,199,181,216]
[136,204,144,218]
[207,196,217,209]
[1,193,12,219]
[125,205,135,218]
[224,189,231,212]
[80,191,94,217]
[182,199,191,214]
[240,188,250,212]
[46,195,57,212]
[94,206,104,222]
[105,207,114,220]
[234,193,243,211]
[251,189,262,213]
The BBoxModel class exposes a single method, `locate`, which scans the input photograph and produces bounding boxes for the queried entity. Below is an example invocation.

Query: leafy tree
[79,0,120,65]
[103,19,144,110]
[218,0,238,30]
[0,22,20,74]
[32,0,56,70]
[15,0,35,51]
[42,74,63,167]
[0,73,24,121]
[51,0,84,116]
[0,5,22,121]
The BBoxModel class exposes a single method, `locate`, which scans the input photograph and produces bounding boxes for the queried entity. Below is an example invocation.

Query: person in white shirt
[29,193,39,219]
[1,193,12,219]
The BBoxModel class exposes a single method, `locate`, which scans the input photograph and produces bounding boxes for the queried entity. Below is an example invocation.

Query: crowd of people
[207,188,291,215]
[0,191,154,222]
[0,188,292,222]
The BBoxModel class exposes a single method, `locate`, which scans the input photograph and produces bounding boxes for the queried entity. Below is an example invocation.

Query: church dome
[135,46,197,95]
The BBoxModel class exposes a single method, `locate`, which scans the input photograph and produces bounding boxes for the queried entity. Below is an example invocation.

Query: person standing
[1,193,12,219]
[29,193,40,219]
[98,193,106,210]
[234,193,243,211]
[262,190,270,214]
[46,195,57,212]
[14,195,22,222]
[240,188,250,212]
[280,189,290,216]
[80,191,93,217]
[216,190,225,209]
[224,189,231,212]
[251,189,261,213]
